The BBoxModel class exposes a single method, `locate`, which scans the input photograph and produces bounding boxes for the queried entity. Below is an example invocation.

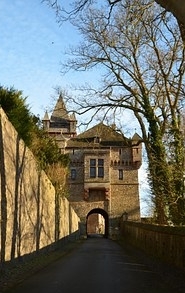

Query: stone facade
[122,221,185,270]
[0,108,80,262]
[44,97,142,237]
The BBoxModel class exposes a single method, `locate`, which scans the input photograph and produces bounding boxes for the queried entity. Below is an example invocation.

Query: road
[6,236,184,293]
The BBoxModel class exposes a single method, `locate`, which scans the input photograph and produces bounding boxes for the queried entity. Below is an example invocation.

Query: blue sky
[0,0,85,118]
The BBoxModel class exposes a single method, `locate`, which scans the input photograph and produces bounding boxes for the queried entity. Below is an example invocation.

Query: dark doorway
[86,208,109,238]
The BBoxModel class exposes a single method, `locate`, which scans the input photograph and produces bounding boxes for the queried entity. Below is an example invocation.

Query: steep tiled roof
[78,123,124,140]
[67,123,130,148]
[51,95,69,121]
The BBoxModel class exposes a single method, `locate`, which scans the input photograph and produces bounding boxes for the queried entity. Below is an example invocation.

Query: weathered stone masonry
[43,96,143,236]
[122,221,185,270]
[0,108,80,262]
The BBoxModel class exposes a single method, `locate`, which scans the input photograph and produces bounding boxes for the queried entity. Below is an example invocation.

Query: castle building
[42,94,77,151]
[43,96,142,237]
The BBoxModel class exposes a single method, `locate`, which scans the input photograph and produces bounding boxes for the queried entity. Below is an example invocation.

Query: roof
[78,123,126,140]
[51,95,69,121]
[132,133,142,141]
[69,112,77,122]
[66,123,131,148]
[43,110,49,121]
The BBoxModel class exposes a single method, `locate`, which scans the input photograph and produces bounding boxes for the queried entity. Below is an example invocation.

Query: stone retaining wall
[0,108,80,263]
[121,221,185,269]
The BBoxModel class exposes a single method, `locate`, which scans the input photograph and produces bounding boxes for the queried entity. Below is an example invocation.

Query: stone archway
[86,208,109,238]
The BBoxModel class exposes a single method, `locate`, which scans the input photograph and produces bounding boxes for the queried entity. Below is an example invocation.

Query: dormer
[94,136,101,144]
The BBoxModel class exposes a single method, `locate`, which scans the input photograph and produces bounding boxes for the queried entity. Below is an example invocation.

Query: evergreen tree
[0,86,34,146]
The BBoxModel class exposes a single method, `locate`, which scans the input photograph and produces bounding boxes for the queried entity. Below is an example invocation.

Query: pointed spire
[42,110,49,121]
[42,110,50,129]
[70,112,77,121]
[51,94,69,121]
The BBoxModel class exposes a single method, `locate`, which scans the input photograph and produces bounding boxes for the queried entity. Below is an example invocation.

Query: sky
[0,0,150,216]
[0,0,86,118]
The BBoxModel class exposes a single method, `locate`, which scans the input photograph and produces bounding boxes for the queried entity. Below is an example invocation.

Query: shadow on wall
[0,113,7,263]
[11,137,26,260]
[0,108,80,264]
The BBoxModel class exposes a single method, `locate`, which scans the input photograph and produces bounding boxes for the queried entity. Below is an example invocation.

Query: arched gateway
[86,208,109,238]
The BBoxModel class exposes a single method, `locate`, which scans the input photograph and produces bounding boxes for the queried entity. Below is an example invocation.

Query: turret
[42,110,50,129]
[131,133,142,168]
[69,112,77,136]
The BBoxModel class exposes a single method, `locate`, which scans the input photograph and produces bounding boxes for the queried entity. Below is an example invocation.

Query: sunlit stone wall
[0,108,79,262]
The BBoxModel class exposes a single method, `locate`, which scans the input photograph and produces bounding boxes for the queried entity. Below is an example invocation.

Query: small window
[98,159,104,178]
[71,169,76,180]
[94,137,100,143]
[90,159,96,178]
[119,169,123,180]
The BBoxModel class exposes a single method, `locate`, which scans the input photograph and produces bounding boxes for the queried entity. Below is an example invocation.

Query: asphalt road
[6,236,184,293]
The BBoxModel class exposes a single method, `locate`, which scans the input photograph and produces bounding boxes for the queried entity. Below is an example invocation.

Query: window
[98,159,104,178]
[119,169,123,180]
[71,169,76,180]
[94,137,100,143]
[90,159,96,178]
[90,159,104,178]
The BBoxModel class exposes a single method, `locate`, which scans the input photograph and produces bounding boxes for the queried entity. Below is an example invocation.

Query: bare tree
[155,0,185,41]
[59,1,185,224]
[42,0,185,41]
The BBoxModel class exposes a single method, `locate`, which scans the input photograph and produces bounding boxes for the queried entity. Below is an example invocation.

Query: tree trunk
[155,0,185,41]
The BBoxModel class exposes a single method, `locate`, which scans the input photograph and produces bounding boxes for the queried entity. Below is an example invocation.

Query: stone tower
[43,97,142,237]
[42,94,77,152]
